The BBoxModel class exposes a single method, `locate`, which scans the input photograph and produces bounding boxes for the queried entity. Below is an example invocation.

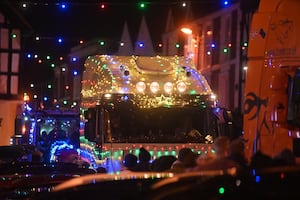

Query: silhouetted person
[228,137,249,174]
[135,147,151,171]
[228,138,248,167]
[122,153,138,172]
[192,136,239,172]
[249,151,274,169]
[151,155,177,172]
[96,166,107,173]
[36,131,50,162]
[170,147,197,173]
[273,148,296,166]
[31,149,43,163]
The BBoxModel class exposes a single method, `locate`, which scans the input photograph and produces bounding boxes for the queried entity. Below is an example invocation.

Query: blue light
[223,0,230,6]
[255,175,261,183]
[43,96,48,101]
[59,3,67,9]
[137,42,144,48]
[73,70,78,76]
[26,53,32,59]
[72,57,77,62]
[57,37,63,43]
[211,43,216,48]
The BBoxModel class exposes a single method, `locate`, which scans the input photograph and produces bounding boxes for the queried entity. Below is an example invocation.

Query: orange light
[22,125,26,134]
[23,93,30,101]
[181,27,192,35]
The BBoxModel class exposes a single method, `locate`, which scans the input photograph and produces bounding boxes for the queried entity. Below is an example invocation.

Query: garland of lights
[17,1,228,8]
[19,0,245,109]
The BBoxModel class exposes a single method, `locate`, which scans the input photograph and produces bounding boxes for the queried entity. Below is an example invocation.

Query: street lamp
[181,27,193,58]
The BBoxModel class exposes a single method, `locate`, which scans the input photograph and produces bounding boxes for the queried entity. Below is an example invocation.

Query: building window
[12,53,19,73]
[0,75,7,94]
[0,28,9,49]
[0,53,8,72]
[11,75,18,95]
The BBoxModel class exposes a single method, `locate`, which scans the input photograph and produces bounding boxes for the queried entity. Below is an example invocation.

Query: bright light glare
[136,81,146,93]
[150,82,160,93]
[163,82,173,93]
[177,82,186,93]
[181,28,192,35]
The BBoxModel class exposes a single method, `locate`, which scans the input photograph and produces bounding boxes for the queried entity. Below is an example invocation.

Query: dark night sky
[12,0,222,92]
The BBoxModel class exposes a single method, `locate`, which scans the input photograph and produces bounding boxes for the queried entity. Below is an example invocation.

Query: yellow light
[136,81,146,93]
[163,82,173,93]
[150,82,160,93]
[177,82,186,93]
[104,93,112,99]
[23,93,30,101]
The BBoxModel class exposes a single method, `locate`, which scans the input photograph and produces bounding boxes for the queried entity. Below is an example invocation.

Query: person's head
[139,147,151,162]
[229,137,245,156]
[213,136,230,157]
[274,148,296,166]
[32,150,43,162]
[178,148,197,167]
[124,153,138,169]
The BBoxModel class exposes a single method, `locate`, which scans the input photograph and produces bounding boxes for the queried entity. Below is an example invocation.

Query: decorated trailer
[81,55,231,168]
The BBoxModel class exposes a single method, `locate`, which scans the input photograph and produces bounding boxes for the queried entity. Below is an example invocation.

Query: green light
[50,63,55,68]
[63,100,67,105]
[12,33,17,38]
[149,151,154,156]
[243,42,248,47]
[114,151,119,158]
[99,41,105,46]
[47,84,52,89]
[189,90,196,94]
[46,55,51,60]
[175,43,180,48]
[218,187,225,194]
[139,2,146,9]
[223,48,228,53]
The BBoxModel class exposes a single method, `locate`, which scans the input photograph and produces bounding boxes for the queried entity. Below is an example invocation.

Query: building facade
[162,2,248,113]
[0,0,32,145]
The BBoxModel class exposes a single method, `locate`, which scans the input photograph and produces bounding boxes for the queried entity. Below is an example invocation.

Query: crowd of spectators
[119,136,297,175]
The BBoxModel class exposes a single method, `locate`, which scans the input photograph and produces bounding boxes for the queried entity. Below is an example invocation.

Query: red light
[100,3,105,9]
[280,173,285,179]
